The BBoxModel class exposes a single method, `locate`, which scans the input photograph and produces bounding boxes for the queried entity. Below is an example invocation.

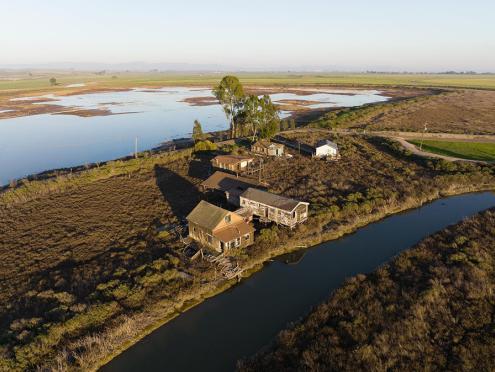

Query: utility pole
[134,137,138,158]
[258,158,263,183]
[419,122,428,151]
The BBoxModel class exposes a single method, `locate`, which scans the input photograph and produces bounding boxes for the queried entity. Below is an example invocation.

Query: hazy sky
[1,0,494,71]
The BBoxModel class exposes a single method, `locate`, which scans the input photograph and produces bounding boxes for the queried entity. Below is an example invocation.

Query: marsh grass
[238,209,495,371]
[1,130,495,371]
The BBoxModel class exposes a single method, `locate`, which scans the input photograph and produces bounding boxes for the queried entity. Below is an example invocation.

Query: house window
[235,237,241,247]
[207,234,213,244]
[243,233,250,242]
[225,215,231,223]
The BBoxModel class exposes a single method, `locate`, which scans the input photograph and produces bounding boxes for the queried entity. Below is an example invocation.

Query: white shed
[314,139,339,158]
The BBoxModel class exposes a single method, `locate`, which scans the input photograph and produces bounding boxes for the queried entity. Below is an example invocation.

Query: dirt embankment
[180,96,218,106]
[0,86,133,119]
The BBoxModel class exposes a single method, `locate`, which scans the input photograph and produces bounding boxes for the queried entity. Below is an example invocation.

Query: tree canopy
[213,76,245,138]
[243,94,280,140]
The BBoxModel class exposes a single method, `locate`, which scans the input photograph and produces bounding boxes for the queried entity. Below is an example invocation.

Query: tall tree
[192,119,204,142]
[213,76,245,138]
[243,95,261,141]
[258,95,280,139]
[49,77,57,86]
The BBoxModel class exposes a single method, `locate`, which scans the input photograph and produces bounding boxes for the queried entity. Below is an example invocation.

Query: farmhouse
[314,139,339,158]
[251,140,284,156]
[211,154,254,174]
[239,188,309,228]
[200,171,261,206]
[186,200,254,252]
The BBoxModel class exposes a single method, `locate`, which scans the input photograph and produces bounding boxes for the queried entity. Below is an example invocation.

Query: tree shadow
[154,165,202,220]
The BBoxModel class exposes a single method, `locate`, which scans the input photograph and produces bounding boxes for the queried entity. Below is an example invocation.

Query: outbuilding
[211,155,255,174]
[314,139,339,158]
[251,140,284,156]
[239,188,309,228]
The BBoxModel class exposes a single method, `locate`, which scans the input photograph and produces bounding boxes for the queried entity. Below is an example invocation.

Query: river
[0,87,388,185]
[101,191,495,372]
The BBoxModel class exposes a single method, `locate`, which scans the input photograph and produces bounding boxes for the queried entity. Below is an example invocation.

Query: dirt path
[282,128,495,164]
[391,137,486,163]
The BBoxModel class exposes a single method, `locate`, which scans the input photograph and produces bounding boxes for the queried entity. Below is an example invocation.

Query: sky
[1,0,494,72]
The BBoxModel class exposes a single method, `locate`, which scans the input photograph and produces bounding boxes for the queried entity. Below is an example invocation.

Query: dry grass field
[313,89,495,134]
[0,130,494,370]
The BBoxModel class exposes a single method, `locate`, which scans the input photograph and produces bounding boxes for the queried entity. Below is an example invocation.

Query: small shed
[211,155,254,174]
[251,140,284,156]
[314,139,339,158]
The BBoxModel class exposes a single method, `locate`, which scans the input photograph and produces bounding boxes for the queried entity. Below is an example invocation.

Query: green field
[408,139,495,161]
[1,72,495,91]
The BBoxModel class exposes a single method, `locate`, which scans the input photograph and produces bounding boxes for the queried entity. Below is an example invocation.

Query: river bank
[100,190,495,372]
[239,206,495,371]
[91,186,495,372]
[1,130,494,371]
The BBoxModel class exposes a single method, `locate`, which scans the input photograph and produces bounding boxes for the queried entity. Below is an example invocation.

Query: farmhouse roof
[212,154,254,165]
[316,139,338,150]
[214,222,254,242]
[240,188,307,212]
[186,200,229,231]
[200,171,257,192]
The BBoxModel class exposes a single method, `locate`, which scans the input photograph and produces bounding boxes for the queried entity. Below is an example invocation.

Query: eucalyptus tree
[213,76,245,138]
[243,94,280,140]
[243,95,262,141]
[257,95,280,139]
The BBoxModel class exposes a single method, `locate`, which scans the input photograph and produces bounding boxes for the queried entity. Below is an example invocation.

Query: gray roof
[186,200,229,231]
[240,188,307,212]
[316,139,338,150]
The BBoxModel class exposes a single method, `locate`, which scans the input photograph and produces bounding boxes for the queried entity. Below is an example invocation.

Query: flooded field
[0,87,388,185]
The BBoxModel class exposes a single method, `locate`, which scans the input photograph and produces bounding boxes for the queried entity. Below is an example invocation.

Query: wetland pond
[0,87,388,185]
[101,191,495,372]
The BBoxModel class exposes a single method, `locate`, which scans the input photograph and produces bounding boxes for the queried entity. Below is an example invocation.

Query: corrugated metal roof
[252,140,284,150]
[212,155,254,165]
[186,200,229,231]
[240,188,306,212]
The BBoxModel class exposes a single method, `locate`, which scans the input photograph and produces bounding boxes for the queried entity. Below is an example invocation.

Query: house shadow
[188,159,212,179]
[154,165,203,220]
